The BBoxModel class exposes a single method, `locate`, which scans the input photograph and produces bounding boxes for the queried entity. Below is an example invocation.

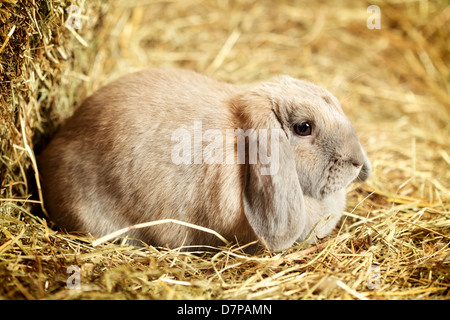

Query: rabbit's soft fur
[38,68,370,251]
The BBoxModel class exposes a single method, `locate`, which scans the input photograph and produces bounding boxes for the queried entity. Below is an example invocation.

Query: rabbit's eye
[294,122,312,136]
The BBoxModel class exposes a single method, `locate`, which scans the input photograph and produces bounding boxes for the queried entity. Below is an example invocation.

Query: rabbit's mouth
[319,158,357,198]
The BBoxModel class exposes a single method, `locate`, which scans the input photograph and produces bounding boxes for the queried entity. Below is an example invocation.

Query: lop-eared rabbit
[38,68,371,251]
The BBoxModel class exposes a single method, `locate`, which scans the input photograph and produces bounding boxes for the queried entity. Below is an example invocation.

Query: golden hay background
[0,0,449,299]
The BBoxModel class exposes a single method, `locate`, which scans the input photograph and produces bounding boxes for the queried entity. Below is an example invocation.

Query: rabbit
[38,68,371,251]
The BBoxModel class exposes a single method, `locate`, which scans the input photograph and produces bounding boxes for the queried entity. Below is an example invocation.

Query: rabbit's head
[233,75,371,249]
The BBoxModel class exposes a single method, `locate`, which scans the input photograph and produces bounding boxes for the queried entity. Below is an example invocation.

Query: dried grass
[0,0,449,300]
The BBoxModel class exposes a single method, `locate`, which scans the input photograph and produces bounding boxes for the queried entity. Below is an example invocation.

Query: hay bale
[1,0,108,197]
[0,0,449,300]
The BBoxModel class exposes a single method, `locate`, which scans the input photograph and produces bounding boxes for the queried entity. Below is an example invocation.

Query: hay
[1,0,449,300]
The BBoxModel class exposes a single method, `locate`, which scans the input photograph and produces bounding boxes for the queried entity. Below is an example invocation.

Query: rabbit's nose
[351,151,364,167]
[349,144,365,168]
[352,146,371,182]
[352,160,363,168]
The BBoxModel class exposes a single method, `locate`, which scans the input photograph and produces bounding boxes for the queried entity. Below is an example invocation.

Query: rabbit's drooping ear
[233,92,306,251]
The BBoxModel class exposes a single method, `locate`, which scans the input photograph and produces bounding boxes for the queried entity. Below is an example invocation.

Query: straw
[1,0,449,300]
[92,219,231,247]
